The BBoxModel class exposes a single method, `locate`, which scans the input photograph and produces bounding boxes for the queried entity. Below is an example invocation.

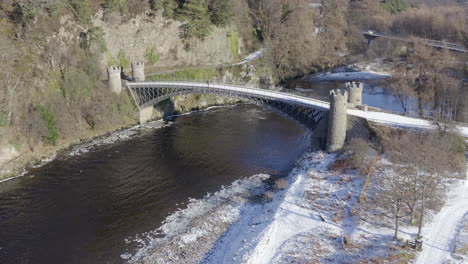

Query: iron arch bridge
[127,81,468,137]
[127,82,330,130]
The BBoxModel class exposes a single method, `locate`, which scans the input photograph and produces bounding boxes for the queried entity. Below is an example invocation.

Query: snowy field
[123,149,468,264]
[123,150,467,263]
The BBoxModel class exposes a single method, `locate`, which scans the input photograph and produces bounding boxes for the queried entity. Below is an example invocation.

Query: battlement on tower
[132,61,144,68]
[345,81,363,107]
[346,81,363,90]
[107,66,121,74]
[132,61,145,82]
[107,65,122,94]
[329,89,348,104]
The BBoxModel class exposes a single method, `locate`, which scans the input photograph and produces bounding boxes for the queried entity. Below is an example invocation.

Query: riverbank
[0,101,243,183]
[123,151,400,263]
[0,47,268,183]
[0,120,138,182]
[0,104,311,264]
[125,147,468,264]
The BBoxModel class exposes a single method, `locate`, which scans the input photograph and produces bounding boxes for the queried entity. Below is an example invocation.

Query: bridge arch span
[127,82,328,130]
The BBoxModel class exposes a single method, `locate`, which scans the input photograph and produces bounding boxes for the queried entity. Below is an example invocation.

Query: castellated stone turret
[327,89,348,152]
[107,66,122,94]
[346,81,363,107]
[132,62,145,82]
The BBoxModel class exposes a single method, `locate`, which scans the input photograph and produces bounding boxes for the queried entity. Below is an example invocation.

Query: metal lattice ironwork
[127,82,327,130]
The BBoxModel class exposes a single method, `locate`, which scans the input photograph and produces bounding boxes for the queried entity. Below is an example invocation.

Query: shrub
[34,105,60,145]
[345,137,372,172]
[0,112,7,127]
[274,179,288,190]
[117,50,130,68]
[86,27,107,53]
[107,53,118,66]
[145,46,160,65]
[69,0,92,24]
[228,30,239,57]
[105,0,129,15]
[263,190,274,201]
[382,0,407,14]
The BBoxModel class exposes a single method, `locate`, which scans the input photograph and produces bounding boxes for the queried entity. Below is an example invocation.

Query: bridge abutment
[132,62,145,82]
[139,105,154,124]
[346,81,363,107]
[327,89,348,152]
[107,66,122,94]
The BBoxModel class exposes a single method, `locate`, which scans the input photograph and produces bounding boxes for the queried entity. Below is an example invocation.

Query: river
[0,105,311,264]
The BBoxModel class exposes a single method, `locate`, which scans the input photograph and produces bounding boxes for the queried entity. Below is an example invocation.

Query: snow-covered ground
[124,149,468,264]
[414,155,468,264]
[125,151,429,263]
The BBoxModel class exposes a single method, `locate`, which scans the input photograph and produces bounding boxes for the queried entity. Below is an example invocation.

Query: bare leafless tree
[385,132,452,237]
[378,166,411,239]
[4,73,22,125]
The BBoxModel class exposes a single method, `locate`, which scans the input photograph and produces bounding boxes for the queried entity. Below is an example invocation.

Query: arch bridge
[127,81,329,130]
[126,81,468,151]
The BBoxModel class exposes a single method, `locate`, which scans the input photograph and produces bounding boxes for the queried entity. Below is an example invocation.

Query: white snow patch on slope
[201,151,410,263]
[243,154,336,264]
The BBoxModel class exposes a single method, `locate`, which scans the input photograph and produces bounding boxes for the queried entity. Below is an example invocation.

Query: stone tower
[107,66,122,94]
[346,81,363,107]
[327,89,348,152]
[132,62,145,82]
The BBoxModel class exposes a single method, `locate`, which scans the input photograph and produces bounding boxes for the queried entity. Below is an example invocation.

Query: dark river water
[0,105,310,264]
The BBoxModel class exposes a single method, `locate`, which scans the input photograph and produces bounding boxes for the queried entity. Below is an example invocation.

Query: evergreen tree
[179,0,212,39]
[209,0,233,27]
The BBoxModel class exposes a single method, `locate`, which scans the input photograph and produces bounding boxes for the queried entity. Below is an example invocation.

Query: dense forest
[0,0,467,175]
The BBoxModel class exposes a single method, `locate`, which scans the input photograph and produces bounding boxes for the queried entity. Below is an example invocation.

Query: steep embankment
[0,7,260,181]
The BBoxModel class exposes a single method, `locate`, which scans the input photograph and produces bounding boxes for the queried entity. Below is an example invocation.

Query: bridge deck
[128,82,468,137]
[363,31,468,53]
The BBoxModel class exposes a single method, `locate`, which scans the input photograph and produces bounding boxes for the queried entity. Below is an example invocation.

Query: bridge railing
[363,30,467,52]
[128,80,468,129]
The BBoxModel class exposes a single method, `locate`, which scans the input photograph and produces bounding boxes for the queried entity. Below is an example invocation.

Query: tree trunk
[394,200,401,239]
[417,197,425,238]
[407,200,416,224]
[395,215,400,239]
[417,91,424,117]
